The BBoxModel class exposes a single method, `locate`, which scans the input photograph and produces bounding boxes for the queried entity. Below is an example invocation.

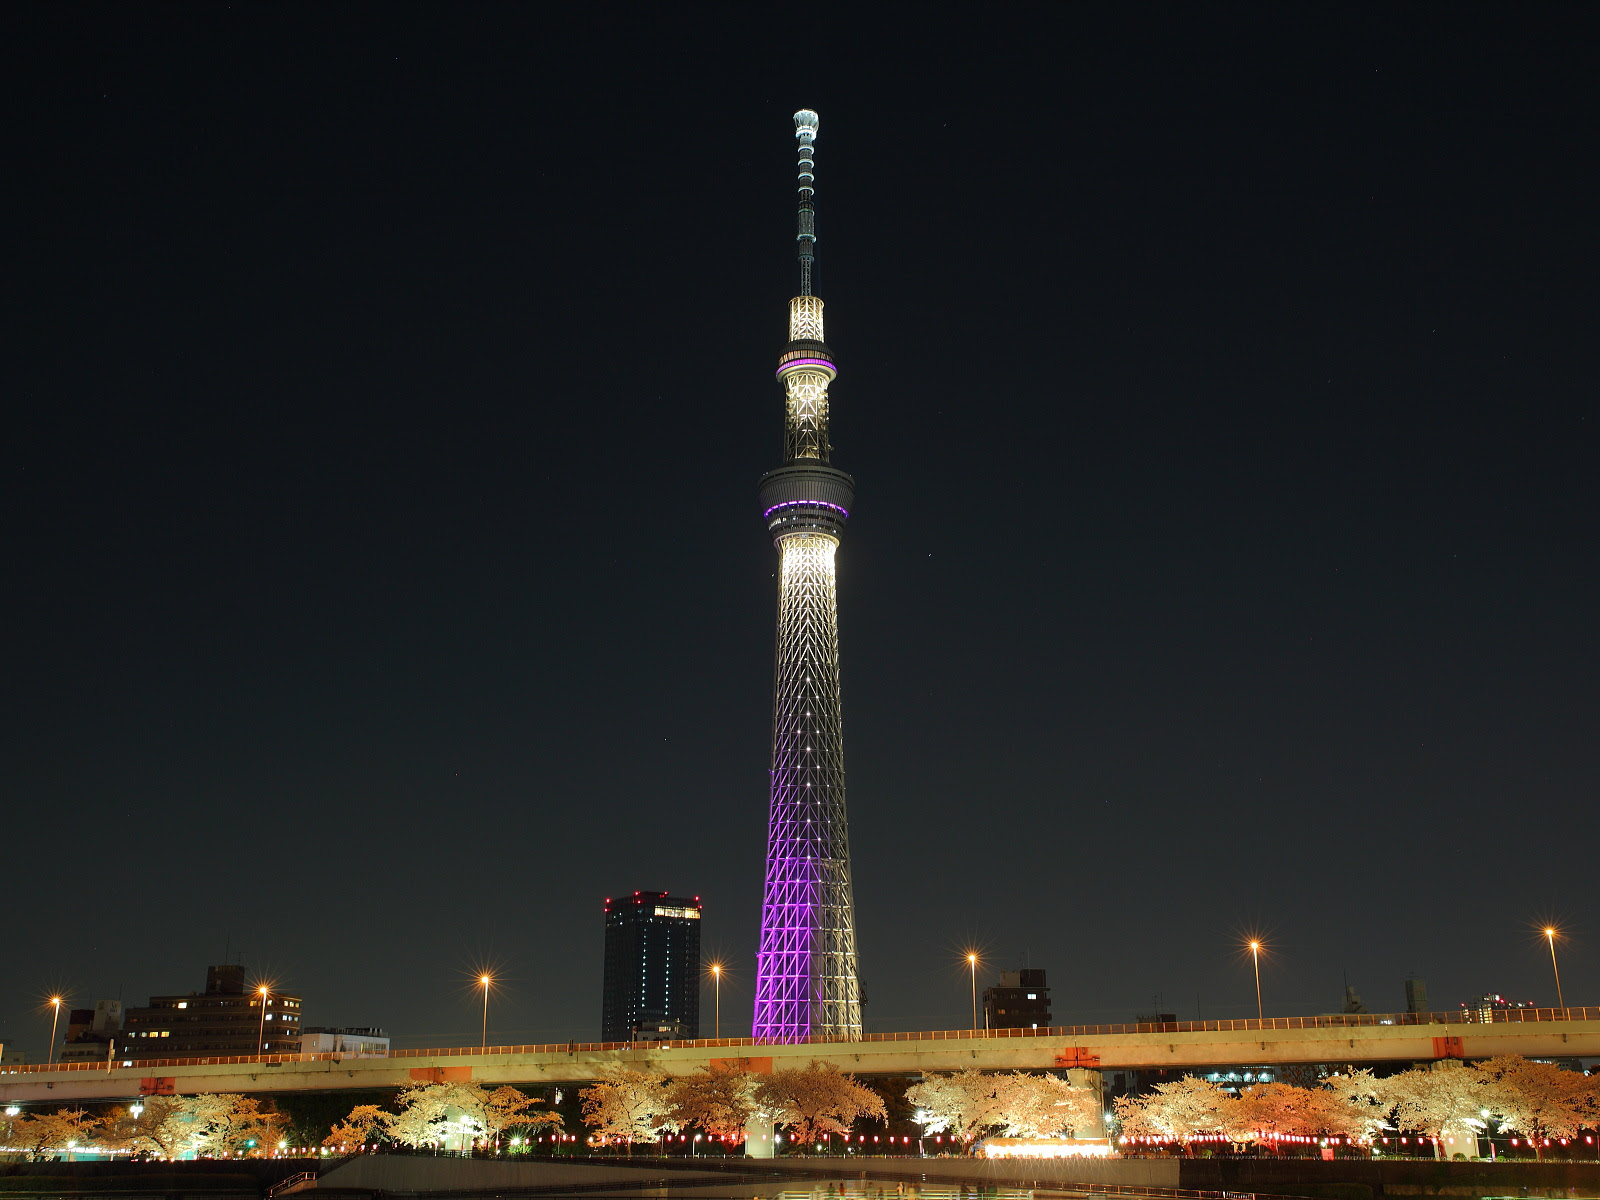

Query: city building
[1462,992,1536,1022]
[753,109,863,1044]
[300,1026,389,1056]
[122,964,302,1058]
[984,969,1052,1029]
[57,1000,122,1063]
[601,891,701,1042]
[1404,977,1429,1013]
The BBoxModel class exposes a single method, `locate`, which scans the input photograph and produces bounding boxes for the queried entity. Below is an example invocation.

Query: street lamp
[479,975,492,1050]
[967,954,979,1032]
[1248,942,1264,1021]
[47,997,64,1065]
[1543,928,1566,1010]
[709,964,722,1039]
[256,986,271,1059]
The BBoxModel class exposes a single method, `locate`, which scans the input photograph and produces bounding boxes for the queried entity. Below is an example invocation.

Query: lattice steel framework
[753,109,862,1043]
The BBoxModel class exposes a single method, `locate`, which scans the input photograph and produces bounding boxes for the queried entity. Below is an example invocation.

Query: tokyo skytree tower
[752,109,862,1043]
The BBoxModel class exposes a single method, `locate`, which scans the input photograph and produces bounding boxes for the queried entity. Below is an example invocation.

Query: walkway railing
[3,1007,1595,1076]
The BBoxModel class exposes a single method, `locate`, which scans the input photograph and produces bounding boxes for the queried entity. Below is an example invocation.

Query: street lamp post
[1249,942,1264,1021]
[479,975,492,1050]
[47,998,64,1065]
[1544,928,1566,1010]
[256,986,271,1060]
[967,954,979,1032]
[710,964,721,1039]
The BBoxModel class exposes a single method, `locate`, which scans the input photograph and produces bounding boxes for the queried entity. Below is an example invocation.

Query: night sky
[6,4,1596,1057]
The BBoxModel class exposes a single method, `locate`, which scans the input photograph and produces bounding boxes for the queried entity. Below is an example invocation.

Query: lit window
[177,1002,188,1009]
[1027,993,1037,999]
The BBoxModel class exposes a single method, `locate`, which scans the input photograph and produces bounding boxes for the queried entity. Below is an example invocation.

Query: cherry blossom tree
[580,1067,676,1148]
[756,1060,885,1146]
[1477,1055,1600,1158]
[384,1083,457,1149]
[1318,1069,1393,1141]
[189,1095,287,1157]
[994,1072,1101,1138]
[97,1097,201,1159]
[1114,1076,1238,1151]
[666,1062,762,1142]
[905,1070,1006,1144]
[459,1085,561,1148]
[909,1070,1099,1145]
[324,1104,389,1149]
[0,1108,98,1161]
[1379,1063,1492,1153]
[95,1095,284,1159]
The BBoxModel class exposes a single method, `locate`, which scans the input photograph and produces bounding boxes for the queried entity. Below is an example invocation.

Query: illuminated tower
[752,109,862,1042]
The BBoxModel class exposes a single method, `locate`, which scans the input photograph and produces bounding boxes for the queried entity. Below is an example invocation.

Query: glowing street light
[1543,928,1566,1010]
[479,975,493,1050]
[255,986,271,1060]
[709,964,722,1039]
[47,997,64,1065]
[967,954,979,1032]
[1248,942,1264,1021]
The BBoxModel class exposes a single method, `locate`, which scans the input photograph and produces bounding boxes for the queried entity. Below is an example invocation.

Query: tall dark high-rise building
[601,891,702,1042]
[752,108,863,1044]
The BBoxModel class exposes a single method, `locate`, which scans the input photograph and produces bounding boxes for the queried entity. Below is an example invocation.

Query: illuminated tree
[756,1060,885,1146]
[1477,1055,1600,1157]
[1114,1076,1237,1151]
[97,1097,201,1159]
[666,1062,762,1142]
[580,1067,676,1147]
[95,1095,283,1159]
[0,1108,97,1161]
[189,1095,287,1157]
[384,1084,456,1149]
[910,1071,1099,1145]
[906,1070,1006,1144]
[995,1072,1101,1138]
[1236,1083,1377,1145]
[1319,1069,1394,1140]
[1379,1063,1491,1151]
[460,1085,561,1148]
[324,1104,389,1149]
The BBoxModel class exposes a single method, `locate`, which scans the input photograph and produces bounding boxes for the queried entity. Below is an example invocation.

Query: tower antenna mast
[795,109,818,296]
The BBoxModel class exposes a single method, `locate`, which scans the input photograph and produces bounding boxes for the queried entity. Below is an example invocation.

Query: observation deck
[758,461,855,540]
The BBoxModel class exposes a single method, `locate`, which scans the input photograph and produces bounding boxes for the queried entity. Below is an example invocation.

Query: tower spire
[794,109,818,296]
[754,108,862,1044]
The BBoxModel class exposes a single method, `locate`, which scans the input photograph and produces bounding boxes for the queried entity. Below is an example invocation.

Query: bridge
[3,1008,1596,1106]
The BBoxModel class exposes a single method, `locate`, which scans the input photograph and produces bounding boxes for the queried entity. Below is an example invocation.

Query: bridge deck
[4,1009,1596,1104]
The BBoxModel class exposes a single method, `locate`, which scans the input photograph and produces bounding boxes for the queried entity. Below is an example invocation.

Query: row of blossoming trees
[575,1063,1102,1148]
[4,1055,1593,1161]
[1115,1058,1600,1157]
[0,1095,289,1161]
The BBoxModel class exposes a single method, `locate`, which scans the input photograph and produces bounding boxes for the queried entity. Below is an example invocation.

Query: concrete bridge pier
[1063,1067,1107,1138]
[745,1115,777,1158]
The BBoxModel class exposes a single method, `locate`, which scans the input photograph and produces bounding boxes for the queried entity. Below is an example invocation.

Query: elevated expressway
[4,1009,1596,1106]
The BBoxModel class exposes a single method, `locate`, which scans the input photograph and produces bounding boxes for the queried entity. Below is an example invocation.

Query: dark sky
[6,4,1597,1057]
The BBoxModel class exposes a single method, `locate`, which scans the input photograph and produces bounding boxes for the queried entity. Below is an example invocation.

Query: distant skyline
[6,4,1595,1058]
